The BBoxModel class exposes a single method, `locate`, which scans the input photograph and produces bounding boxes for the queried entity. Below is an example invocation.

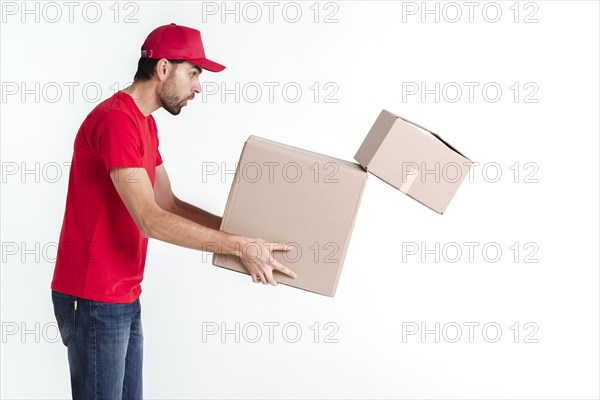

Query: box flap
[383,110,472,162]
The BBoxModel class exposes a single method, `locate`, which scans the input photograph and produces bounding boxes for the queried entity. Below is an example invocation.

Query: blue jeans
[52,290,143,399]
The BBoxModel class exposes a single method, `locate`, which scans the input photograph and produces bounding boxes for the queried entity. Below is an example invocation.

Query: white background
[1,1,599,399]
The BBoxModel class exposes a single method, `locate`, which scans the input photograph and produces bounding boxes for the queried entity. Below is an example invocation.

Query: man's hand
[238,238,297,286]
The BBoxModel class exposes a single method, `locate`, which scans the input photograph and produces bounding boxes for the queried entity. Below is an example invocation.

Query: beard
[160,73,185,116]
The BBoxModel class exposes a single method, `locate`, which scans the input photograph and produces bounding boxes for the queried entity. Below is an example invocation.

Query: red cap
[141,23,225,72]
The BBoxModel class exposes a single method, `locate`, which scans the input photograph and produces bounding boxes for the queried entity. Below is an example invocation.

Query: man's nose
[192,79,201,94]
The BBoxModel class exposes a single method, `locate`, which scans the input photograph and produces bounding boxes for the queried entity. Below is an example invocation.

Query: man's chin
[164,106,182,116]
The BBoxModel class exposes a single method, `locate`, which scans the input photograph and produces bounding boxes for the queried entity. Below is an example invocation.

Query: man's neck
[121,82,162,117]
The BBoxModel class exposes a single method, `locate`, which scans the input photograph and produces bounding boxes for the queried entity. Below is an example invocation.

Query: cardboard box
[355,109,472,214]
[212,135,367,297]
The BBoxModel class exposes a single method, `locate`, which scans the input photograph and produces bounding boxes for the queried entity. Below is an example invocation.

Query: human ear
[156,59,170,80]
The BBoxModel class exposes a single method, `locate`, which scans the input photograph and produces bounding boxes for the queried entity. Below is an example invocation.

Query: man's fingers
[272,243,295,252]
[272,260,297,279]
[257,272,269,285]
[264,272,278,286]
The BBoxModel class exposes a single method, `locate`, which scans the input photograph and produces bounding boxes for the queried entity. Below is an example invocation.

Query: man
[51,23,297,399]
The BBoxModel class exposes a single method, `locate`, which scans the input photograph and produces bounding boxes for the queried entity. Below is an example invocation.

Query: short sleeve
[96,111,144,173]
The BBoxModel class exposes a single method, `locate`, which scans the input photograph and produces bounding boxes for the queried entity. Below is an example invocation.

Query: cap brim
[189,57,226,72]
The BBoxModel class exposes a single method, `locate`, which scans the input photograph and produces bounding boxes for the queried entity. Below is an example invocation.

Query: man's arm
[173,198,222,231]
[111,166,296,285]
[153,164,221,230]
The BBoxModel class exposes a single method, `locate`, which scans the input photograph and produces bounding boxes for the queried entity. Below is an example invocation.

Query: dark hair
[133,56,185,82]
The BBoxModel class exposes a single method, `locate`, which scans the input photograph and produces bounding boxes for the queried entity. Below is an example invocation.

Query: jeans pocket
[52,291,75,347]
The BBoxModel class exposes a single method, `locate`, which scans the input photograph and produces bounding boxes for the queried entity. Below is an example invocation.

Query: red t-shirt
[51,91,162,303]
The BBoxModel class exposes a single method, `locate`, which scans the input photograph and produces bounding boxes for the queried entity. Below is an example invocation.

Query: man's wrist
[225,234,249,258]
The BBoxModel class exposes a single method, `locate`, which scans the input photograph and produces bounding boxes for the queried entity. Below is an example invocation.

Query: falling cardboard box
[212,135,367,297]
[355,109,472,214]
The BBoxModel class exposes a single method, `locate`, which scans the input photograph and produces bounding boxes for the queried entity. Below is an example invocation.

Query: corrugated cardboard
[355,109,472,214]
[212,135,367,297]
